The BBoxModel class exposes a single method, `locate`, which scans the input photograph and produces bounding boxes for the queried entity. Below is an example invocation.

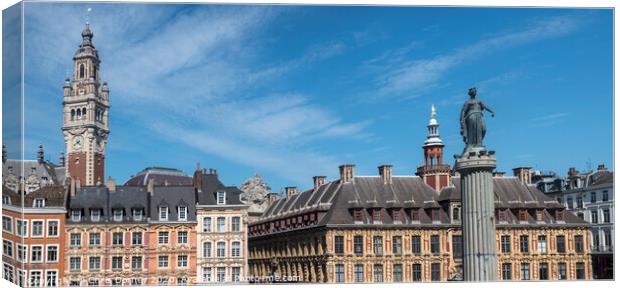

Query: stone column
[455,149,497,281]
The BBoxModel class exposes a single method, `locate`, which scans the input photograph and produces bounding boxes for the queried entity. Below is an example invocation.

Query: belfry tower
[62,21,110,186]
[416,105,451,191]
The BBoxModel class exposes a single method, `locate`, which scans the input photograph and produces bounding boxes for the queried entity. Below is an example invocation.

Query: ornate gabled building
[247,106,592,283]
[2,145,66,193]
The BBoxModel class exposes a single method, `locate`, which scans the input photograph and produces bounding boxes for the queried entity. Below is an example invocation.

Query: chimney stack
[597,164,607,171]
[568,167,577,176]
[2,144,6,163]
[59,152,65,167]
[512,167,532,185]
[147,178,154,194]
[313,176,326,190]
[378,165,393,184]
[106,176,116,192]
[493,171,506,177]
[194,163,203,192]
[339,164,355,183]
[37,144,44,164]
[284,186,298,197]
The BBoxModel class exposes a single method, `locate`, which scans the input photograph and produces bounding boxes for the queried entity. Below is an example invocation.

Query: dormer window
[430,208,440,223]
[159,206,168,221]
[217,191,226,205]
[33,198,46,208]
[372,208,382,224]
[91,209,101,222]
[410,209,420,223]
[392,209,401,223]
[113,209,123,222]
[353,208,364,224]
[132,209,143,221]
[178,206,187,221]
[535,210,544,222]
[2,196,10,205]
[555,210,565,222]
[518,210,528,222]
[71,210,82,222]
[497,209,507,223]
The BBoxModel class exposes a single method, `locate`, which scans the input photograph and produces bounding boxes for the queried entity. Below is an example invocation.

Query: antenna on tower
[85,7,92,25]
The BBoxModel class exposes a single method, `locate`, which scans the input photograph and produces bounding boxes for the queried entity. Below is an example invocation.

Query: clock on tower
[62,22,109,186]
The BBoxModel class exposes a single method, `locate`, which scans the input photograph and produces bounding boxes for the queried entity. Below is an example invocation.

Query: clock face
[73,136,83,150]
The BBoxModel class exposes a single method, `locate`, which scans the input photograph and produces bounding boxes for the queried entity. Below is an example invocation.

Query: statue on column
[460,87,495,151]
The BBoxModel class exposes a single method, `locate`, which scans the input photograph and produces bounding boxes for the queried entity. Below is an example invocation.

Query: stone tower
[416,105,451,192]
[62,22,109,186]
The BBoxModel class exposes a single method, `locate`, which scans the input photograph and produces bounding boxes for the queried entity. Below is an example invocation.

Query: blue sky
[14,3,613,192]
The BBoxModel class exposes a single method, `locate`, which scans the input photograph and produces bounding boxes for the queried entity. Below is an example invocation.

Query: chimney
[512,167,532,185]
[59,152,65,167]
[284,186,298,197]
[378,165,393,184]
[313,176,326,190]
[597,164,607,171]
[37,144,44,164]
[493,171,506,177]
[2,144,6,163]
[339,164,355,183]
[568,167,577,177]
[147,178,154,194]
[193,163,203,192]
[106,176,116,192]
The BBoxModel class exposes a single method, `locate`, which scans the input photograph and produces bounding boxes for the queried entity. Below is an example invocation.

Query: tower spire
[416,104,450,192]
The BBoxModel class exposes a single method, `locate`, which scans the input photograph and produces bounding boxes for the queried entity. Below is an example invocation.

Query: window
[2,217,12,233]
[217,191,226,205]
[603,208,610,223]
[577,212,584,220]
[335,264,345,283]
[412,264,422,281]
[535,210,544,222]
[556,236,566,253]
[558,262,567,280]
[232,217,241,232]
[576,196,583,208]
[203,217,211,232]
[159,206,168,221]
[89,233,101,246]
[575,235,584,253]
[410,208,420,222]
[373,264,383,282]
[217,242,225,258]
[158,256,169,268]
[29,271,42,287]
[604,229,612,248]
[231,267,241,282]
[591,210,598,224]
[203,267,212,282]
[372,208,381,224]
[90,209,101,222]
[217,217,226,232]
[33,198,46,208]
[131,256,142,270]
[431,263,441,281]
[177,255,188,268]
[452,207,460,221]
[70,233,81,246]
[16,244,25,261]
[32,221,43,236]
[113,209,123,222]
[2,196,9,205]
[232,241,241,257]
[392,209,402,223]
[519,210,528,222]
[16,219,27,236]
[590,192,597,203]
[203,242,212,258]
[335,236,344,255]
[519,235,530,254]
[452,235,463,259]
[158,278,168,285]
[520,262,530,280]
[497,209,507,222]
[178,206,187,221]
[354,264,364,283]
[501,235,511,253]
[132,209,143,221]
[3,240,13,257]
[79,64,85,78]
[412,235,422,255]
[217,267,226,282]
[31,246,43,262]
[158,232,169,244]
[431,208,440,223]
[602,190,609,201]
[538,262,548,280]
[373,236,383,255]
[47,245,58,262]
[593,232,600,248]
[566,197,573,209]
[353,208,364,223]
[430,235,440,254]
[576,262,585,279]
[88,279,99,286]
[112,256,122,270]
[3,264,14,283]
[112,232,123,245]
[537,235,547,253]
[393,264,403,282]
[354,235,364,256]
[555,210,565,222]
[71,210,81,222]
[392,236,402,255]
[502,263,512,280]
[70,257,81,271]
[132,232,142,245]
[89,257,101,271]
[46,271,57,287]
[178,231,188,244]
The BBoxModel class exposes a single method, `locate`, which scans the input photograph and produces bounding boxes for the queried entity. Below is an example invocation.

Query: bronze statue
[460,87,494,150]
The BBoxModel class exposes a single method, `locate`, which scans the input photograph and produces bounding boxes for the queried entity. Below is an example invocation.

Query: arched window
[76,109,81,118]
[79,64,85,78]
[82,108,87,119]
[71,109,75,120]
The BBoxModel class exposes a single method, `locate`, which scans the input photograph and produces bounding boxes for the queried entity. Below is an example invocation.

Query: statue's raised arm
[460,87,494,151]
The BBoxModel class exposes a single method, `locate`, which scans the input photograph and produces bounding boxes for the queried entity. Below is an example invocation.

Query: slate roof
[2,184,67,208]
[196,173,245,206]
[588,170,613,188]
[2,159,65,187]
[150,185,196,222]
[124,167,193,186]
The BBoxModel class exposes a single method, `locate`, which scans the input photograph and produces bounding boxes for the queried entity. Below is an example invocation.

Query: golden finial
[431,104,436,118]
